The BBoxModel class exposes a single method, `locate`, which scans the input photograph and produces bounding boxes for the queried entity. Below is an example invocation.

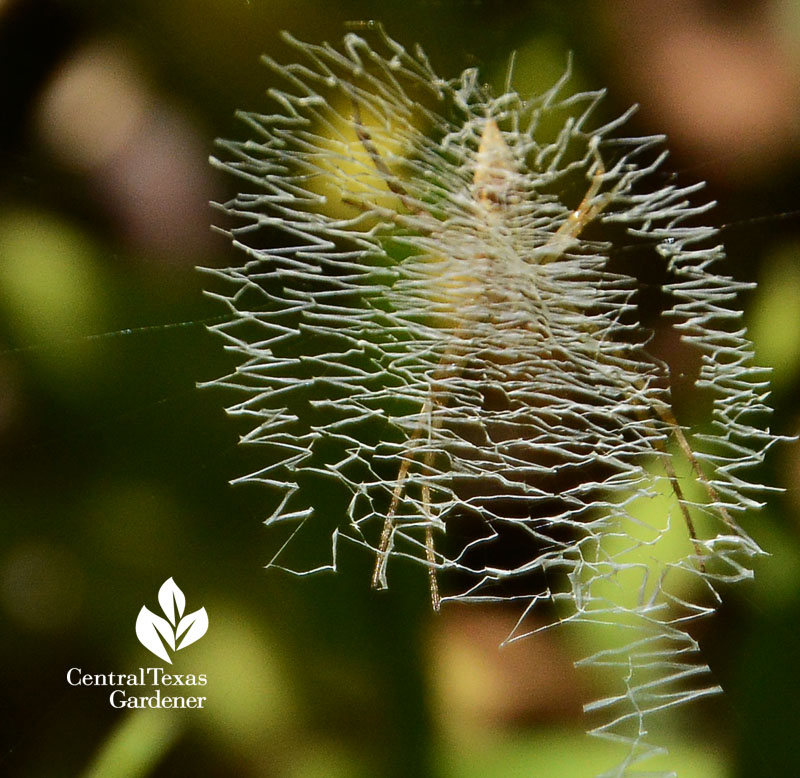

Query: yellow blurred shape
[82,709,180,778]
[309,97,408,221]
[0,208,106,380]
[578,449,707,655]
[749,242,800,391]
[188,601,298,751]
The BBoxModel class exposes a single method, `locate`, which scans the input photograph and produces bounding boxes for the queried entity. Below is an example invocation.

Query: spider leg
[349,96,428,217]
[621,383,735,570]
[534,137,621,267]
[653,437,706,571]
[371,342,465,609]
[371,394,432,592]
[655,404,740,534]
[340,195,430,233]
[417,435,442,611]
[547,142,724,562]
[554,137,608,241]
[350,96,453,608]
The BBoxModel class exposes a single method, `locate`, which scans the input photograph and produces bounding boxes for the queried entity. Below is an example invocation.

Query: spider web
[202,26,779,777]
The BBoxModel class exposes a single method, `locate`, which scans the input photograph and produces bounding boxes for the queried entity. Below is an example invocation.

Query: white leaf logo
[136,578,208,663]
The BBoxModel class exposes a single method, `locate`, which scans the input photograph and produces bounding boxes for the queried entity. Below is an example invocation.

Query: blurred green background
[1,1,799,776]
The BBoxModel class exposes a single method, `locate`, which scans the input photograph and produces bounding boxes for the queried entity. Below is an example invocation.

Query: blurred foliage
[1,1,799,777]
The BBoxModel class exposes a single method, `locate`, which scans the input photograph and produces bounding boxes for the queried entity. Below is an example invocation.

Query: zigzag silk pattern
[203,26,779,777]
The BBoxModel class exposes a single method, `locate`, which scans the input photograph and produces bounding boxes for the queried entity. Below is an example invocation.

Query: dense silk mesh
[203,27,779,777]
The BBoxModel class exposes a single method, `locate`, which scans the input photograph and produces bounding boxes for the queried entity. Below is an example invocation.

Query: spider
[346,98,737,612]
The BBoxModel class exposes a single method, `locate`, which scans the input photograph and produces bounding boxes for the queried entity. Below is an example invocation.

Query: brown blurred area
[598,0,800,185]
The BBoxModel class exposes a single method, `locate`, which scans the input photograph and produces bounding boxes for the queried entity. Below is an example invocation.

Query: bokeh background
[2,1,800,776]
